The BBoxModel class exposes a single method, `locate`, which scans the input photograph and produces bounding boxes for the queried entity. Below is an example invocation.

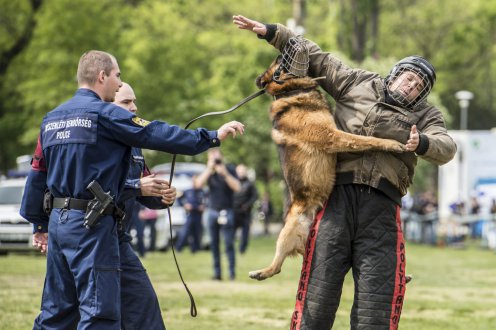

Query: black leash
[165,89,266,317]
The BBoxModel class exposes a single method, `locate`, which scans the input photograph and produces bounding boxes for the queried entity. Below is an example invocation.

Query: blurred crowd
[128,158,275,277]
[401,190,496,250]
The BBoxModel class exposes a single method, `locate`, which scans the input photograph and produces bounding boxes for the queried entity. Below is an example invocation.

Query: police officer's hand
[233,15,267,36]
[405,125,420,152]
[217,121,245,140]
[32,232,48,254]
[140,174,170,197]
[162,186,177,206]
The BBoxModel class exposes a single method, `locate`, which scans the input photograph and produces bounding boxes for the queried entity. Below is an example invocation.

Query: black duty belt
[52,197,115,215]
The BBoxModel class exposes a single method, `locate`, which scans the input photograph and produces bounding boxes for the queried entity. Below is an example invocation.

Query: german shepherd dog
[249,56,405,281]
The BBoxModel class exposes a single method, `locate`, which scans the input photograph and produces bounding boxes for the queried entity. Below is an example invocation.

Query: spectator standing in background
[469,195,482,238]
[490,198,496,215]
[233,164,258,254]
[138,205,159,252]
[175,175,206,253]
[259,191,274,235]
[196,148,240,280]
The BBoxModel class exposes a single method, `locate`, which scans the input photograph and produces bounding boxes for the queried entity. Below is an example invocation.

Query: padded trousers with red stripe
[291,184,406,330]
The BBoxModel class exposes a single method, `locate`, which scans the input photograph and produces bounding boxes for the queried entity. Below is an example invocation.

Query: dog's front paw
[388,141,406,153]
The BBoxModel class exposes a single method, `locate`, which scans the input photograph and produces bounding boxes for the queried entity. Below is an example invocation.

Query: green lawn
[1,236,496,329]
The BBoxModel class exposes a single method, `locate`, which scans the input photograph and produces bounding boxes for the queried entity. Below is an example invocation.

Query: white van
[0,177,32,254]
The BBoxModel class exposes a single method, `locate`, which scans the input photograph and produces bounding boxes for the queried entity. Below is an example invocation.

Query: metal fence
[401,210,496,250]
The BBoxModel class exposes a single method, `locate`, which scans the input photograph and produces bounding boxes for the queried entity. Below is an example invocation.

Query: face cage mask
[386,66,432,108]
[273,36,310,82]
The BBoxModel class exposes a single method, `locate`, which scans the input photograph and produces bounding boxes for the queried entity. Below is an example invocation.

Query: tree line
[1,0,494,215]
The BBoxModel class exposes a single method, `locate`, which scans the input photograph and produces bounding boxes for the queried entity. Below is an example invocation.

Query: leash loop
[183,89,266,129]
[165,89,266,317]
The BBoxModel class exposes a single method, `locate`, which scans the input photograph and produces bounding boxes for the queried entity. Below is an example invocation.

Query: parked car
[149,162,208,250]
[0,161,209,254]
[0,177,32,254]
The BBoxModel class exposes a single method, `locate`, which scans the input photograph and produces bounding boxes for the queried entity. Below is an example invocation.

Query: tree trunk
[0,0,42,76]
[337,0,381,63]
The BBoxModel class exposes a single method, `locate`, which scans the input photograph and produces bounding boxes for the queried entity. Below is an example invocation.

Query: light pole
[455,90,474,130]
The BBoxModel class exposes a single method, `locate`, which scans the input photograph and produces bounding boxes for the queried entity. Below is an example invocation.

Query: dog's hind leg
[249,203,312,281]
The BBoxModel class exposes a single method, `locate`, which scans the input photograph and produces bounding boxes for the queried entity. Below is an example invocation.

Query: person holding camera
[196,148,240,280]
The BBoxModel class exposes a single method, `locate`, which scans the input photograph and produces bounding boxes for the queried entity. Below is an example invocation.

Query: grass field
[1,235,496,329]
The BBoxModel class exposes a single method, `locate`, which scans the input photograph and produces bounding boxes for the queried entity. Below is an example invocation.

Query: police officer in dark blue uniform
[114,82,173,330]
[129,199,147,256]
[175,175,206,253]
[20,50,245,330]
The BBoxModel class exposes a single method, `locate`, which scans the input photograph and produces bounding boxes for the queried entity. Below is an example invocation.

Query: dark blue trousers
[175,211,203,252]
[207,209,235,279]
[234,211,251,253]
[34,209,120,330]
[119,241,165,330]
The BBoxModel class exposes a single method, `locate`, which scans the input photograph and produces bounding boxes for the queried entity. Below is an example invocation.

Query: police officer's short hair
[77,50,116,86]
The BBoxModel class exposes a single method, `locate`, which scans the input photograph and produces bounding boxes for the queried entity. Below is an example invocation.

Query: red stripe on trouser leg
[290,203,327,330]
[389,205,406,330]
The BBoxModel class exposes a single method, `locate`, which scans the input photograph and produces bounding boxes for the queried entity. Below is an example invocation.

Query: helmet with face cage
[385,55,436,108]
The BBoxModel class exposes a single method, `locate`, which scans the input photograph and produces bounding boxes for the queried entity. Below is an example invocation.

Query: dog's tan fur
[249,57,405,280]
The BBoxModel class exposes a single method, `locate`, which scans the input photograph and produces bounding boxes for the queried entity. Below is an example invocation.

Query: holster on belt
[84,180,114,228]
[50,181,126,229]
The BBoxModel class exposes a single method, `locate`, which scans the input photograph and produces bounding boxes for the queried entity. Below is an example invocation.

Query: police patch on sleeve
[132,116,151,127]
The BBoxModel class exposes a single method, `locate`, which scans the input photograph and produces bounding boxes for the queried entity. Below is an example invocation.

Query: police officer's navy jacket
[179,188,205,213]
[118,147,165,242]
[20,88,220,232]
